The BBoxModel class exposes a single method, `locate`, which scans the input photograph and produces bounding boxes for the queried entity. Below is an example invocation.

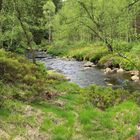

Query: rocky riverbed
[39,56,140,92]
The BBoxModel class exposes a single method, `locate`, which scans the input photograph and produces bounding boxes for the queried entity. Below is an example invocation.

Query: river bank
[47,41,140,81]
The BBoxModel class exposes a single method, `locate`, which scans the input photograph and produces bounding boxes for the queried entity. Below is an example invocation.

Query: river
[40,56,140,92]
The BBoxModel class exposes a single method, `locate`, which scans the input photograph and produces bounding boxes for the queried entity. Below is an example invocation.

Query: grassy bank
[48,41,140,71]
[0,49,140,139]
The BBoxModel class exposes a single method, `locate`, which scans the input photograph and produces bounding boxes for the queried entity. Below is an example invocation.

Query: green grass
[1,79,140,139]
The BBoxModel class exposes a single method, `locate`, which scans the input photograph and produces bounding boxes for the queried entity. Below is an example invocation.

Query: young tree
[43,0,55,44]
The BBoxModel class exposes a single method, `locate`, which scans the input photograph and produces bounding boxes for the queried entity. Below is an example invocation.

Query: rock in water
[130,70,139,76]
[117,68,124,73]
[84,61,95,67]
[131,75,139,82]
[104,68,112,74]
[84,67,91,70]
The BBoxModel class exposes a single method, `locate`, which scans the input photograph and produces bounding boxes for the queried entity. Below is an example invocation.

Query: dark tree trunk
[105,40,113,52]
[0,0,3,48]
[107,43,113,52]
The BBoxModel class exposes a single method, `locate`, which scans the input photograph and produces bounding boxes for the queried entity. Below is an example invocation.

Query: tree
[53,0,140,52]
[13,0,36,63]
[43,0,55,44]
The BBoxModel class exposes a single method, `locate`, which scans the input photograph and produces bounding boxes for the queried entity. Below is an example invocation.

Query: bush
[83,85,136,110]
[0,49,50,101]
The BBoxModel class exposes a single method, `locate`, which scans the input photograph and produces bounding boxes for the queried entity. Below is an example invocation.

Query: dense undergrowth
[0,49,140,139]
[48,41,140,70]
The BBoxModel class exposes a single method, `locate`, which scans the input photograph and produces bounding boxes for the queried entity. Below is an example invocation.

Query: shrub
[99,52,140,70]
[83,85,136,110]
[23,75,36,85]
[0,49,50,102]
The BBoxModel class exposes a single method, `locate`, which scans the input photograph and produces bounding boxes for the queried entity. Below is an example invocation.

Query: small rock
[104,68,112,74]
[131,75,139,82]
[62,56,66,59]
[84,67,91,70]
[130,70,139,76]
[66,76,71,81]
[117,68,124,73]
[107,83,113,86]
[84,61,95,67]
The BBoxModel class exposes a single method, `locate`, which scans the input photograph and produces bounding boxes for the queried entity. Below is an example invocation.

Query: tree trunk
[0,0,3,48]
[48,27,51,44]
[105,40,113,52]
[48,12,52,44]
[106,44,113,52]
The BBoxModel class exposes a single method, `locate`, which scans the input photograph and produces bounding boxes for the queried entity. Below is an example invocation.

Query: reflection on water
[40,56,140,92]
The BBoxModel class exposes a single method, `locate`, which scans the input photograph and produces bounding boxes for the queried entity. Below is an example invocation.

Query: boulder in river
[104,68,113,74]
[117,68,124,73]
[131,75,139,82]
[84,61,95,67]
[130,70,139,76]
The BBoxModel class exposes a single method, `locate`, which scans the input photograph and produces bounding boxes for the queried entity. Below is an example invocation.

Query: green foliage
[53,0,140,48]
[0,0,140,139]
[0,49,54,103]
[0,52,37,83]
[83,85,137,110]
[113,41,135,52]
[131,44,140,55]
[48,45,70,56]
[0,49,140,139]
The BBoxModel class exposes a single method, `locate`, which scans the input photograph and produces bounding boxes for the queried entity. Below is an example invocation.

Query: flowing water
[40,56,140,92]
